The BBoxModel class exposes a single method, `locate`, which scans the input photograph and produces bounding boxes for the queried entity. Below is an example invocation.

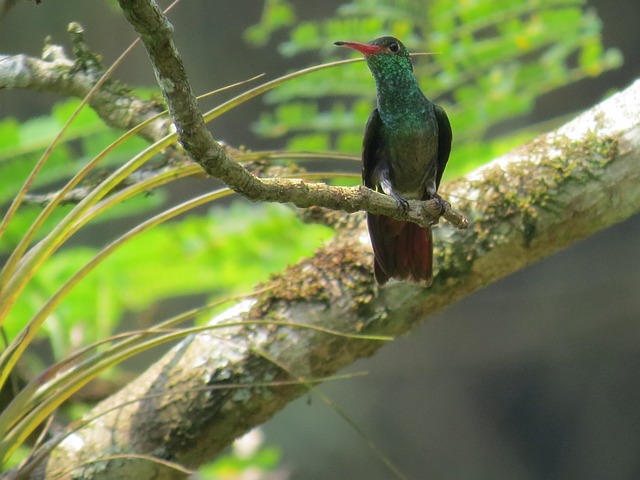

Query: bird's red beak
[334,41,383,55]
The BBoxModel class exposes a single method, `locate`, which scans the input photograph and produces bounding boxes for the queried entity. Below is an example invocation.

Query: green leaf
[244,0,296,46]
[0,118,20,152]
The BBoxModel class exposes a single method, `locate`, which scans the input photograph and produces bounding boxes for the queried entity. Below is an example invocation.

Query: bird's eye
[388,42,400,53]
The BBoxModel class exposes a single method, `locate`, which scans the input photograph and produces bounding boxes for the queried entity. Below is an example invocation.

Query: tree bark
[22,78,640,479]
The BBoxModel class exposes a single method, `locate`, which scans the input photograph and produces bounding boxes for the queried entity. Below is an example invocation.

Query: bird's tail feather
[368,214,433,286]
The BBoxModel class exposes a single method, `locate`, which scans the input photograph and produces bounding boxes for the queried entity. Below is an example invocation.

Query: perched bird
[335,36,452,286]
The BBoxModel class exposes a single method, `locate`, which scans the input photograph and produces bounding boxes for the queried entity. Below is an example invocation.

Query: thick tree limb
[24,79,640,479]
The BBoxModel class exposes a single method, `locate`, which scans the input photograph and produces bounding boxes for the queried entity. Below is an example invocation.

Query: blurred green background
[1,0,639,479]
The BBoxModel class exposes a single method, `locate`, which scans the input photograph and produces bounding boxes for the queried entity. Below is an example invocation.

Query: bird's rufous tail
[367,214,433,286]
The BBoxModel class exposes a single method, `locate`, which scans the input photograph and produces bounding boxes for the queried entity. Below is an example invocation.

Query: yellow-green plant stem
[0,36,141,246]
[0,134,178,386]
[0,291,261,445]
[18,372,364,479]
[0,316,389,465]
[0,57,365,330]
[0,56,266,319]
[0,115,164,296]
[203,57,363,122]
[0,167,356,395]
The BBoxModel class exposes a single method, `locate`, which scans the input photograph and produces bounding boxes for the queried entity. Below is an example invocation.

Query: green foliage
[0,98,153,254]
[244,0,296,46]
[247,0,622,177]
[5,199,331,360]
[198,429,283,479]
[0,87,331,466]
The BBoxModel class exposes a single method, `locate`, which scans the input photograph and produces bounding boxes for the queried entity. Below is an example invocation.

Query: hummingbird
[335,36,452,287]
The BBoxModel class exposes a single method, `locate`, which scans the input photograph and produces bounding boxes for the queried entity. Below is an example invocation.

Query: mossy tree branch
[21,79,640,479]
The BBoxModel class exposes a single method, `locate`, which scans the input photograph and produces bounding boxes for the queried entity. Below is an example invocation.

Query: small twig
[21,166,178,207]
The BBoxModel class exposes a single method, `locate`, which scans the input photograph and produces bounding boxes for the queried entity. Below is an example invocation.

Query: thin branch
[116,0,466,229]
[0,23,170,144]
[20,164,186,207]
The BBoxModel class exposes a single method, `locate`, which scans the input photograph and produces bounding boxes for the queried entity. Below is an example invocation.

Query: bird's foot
[391,193,410,216]
[432,193,449,217]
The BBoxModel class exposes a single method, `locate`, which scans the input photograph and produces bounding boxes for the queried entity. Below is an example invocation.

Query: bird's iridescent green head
[334,36,413,77]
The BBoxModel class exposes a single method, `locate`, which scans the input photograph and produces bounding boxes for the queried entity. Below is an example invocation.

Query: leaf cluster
[247,0,622,178]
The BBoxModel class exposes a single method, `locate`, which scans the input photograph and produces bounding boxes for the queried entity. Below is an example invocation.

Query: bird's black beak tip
[334,41,345,46]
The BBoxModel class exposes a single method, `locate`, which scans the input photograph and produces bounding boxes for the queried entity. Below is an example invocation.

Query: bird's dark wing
[434,104,452,190]
[362,108,433,286]
[362,108,384,190]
